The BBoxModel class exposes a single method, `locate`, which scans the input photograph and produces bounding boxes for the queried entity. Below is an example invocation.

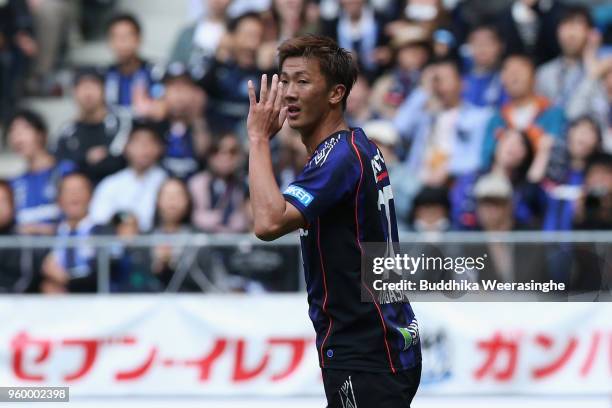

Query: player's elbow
[254,224,283,242]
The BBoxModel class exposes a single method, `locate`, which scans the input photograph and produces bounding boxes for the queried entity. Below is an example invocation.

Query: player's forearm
[248,139,288,239]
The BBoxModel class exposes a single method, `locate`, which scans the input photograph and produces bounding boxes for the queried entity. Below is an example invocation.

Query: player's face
[280,57,334,132]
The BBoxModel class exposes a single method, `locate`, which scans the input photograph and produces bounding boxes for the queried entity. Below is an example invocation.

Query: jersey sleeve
[282,137,360,224]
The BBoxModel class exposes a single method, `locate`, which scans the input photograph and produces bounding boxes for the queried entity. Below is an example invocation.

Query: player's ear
[328,84,346,106]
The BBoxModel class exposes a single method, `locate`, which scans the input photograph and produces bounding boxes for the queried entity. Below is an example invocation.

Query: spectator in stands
[0,180,37,292]
[158,63,211,180]
[89,122,167,232]
[481,54,566,169]
[452,128,541,229]
[8,109,75,235]
[573,152,612,230]
[188,132,250,232]
[409,186,451,232]
[536,6,596,112]
[495,0,562,65]
[258,0,319,70]
[105,13,164,118]
[274,123,308,191]
[540,116,602,231]
[108,210,159,293]
[26,0,74,96]
[394,58,492,184]
[462,24,506,108]
[54,67,130,185]
[0,0,37,123]
[150,177,204,291]
[321,0,389,81]
[363,119,419,231]
[199,12,266,135]
[169,0,231,71]
[566,55,612,151]
[40,173,104,293]
[370,30,431,119]
[472,171,547,283]
[346,75,376,127]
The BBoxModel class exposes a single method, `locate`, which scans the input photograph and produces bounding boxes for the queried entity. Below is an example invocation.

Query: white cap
[363,120,399,147]
[473,172,513,200]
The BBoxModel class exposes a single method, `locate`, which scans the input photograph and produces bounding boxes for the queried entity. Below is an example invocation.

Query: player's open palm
[247,74,287,143]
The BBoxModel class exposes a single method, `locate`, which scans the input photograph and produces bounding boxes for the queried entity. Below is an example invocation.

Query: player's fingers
[259,74,268,105]
[278,106,288,128]
[247,80,256,107]
[274,79,284,112]
[267,74,278,108]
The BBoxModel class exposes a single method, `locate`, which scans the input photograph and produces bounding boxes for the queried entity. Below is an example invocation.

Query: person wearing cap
[409,186,451,232]
[370,30,431,119]
[474,171,515,231]
[158,62,211,180]
[54,67,131,185]
[471,171,547,283]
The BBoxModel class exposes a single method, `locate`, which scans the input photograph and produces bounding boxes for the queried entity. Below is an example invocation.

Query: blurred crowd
[1,0,612,294]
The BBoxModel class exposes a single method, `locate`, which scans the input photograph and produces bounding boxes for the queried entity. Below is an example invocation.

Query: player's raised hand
[247,73,287,143]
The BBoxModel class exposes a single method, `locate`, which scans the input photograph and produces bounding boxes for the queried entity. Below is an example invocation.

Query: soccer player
[247,35,421,407]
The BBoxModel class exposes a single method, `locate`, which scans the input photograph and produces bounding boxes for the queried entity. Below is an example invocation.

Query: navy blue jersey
[11,160,76,227]
[105,60,163,109]
[283,128,421,373]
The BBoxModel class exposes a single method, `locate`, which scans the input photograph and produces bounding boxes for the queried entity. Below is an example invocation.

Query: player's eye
[280,79,288,84]
[298,79,308,84]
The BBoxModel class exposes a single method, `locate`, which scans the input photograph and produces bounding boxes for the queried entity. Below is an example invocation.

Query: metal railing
[0,231,611,294]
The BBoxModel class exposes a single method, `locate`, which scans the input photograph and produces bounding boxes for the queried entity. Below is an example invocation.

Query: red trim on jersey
[350,131,397,374]
[317,217,333,367]
[376,171,389,182]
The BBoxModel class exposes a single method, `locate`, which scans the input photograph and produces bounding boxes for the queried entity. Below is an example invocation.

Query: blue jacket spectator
[7,109,75,235]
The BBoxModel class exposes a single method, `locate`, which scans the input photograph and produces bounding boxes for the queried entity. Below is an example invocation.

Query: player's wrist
[248,135,271,147]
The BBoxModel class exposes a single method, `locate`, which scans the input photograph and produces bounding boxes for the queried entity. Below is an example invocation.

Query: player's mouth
[287,105,301,119]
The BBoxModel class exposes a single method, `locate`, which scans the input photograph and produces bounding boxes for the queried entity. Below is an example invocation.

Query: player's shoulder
[304,130,361,171]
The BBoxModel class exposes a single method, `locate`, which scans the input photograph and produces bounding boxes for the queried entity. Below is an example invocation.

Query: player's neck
[300,112,349,155]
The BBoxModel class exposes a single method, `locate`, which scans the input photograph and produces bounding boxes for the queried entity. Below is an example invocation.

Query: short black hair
[585,152,612,175]
[429,56,462,76]
[559,5,593,28]
[502,53,535,72]
[58,172,93,196]
[107,12,142,36]
[128,121,164,145]
[227,11,263,33]
[468,23,502,42]
[7,109,48,144]
[73,66,105,86]
[278,34,359,110]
